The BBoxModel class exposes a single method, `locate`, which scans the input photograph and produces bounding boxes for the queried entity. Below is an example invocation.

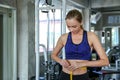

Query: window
[39,9,62,52]
[108,15,120,24]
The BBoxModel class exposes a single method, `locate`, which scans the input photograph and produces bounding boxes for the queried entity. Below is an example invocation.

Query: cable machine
[35,0,63,80]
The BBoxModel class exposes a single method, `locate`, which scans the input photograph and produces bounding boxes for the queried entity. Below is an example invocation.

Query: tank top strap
[67,32,72,42]
[83,30,88,44]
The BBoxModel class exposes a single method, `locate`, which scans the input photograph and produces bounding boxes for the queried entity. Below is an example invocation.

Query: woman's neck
[72,29,83,35]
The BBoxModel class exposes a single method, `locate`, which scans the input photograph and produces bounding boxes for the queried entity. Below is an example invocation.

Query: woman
[51,9,109,80]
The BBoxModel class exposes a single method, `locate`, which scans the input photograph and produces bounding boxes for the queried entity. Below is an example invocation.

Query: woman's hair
[65,9,83,23]
[65,9,83,29]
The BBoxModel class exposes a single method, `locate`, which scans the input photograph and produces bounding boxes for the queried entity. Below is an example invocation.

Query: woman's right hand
[59,59,70,68]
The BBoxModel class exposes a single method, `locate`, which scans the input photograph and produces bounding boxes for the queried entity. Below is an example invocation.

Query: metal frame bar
[0,4,17,80]
[35,0,40,80]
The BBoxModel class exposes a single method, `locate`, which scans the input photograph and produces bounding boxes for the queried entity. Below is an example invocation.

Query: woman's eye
[68,26,77,28]
[72,26,77,28]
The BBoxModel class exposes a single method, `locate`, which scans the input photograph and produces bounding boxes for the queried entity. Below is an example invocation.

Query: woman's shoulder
[61,32,69,38]
[86,31,99,41]
[60,33,69,45]
[86,31,97,37]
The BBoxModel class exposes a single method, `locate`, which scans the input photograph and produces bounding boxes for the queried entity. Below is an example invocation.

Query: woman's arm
[84,32,109,67]
[51,35,70,68]
[51,36,63,63]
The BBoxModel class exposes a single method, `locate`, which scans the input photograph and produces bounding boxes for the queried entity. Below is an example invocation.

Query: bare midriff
[62,60,88,75]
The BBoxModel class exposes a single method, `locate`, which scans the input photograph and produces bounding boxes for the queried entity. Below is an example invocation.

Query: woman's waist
[63,60,88,75]
[62,67,87,75]
[67,59,88,64]
[67,59,88,62]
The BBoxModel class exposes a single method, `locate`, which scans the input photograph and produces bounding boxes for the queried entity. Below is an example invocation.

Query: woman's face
[66,18,82,33]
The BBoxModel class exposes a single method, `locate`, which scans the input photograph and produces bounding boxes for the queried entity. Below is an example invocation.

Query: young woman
[51,9,109,80]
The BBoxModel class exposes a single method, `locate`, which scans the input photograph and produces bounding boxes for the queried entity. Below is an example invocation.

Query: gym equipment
[103,46,120,70]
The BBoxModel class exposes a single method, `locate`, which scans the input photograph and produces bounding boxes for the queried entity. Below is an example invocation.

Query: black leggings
[59,71,91,80]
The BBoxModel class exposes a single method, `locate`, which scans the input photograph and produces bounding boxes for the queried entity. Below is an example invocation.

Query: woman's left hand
[67,62,80,71]
[67,61,86,71]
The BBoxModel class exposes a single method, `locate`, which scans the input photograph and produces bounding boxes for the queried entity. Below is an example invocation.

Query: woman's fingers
[67,65,76,71]
[60,59,70,68]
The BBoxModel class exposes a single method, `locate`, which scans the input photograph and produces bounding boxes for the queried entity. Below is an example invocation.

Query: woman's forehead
[66,18,80,24]
[66,18,78,22]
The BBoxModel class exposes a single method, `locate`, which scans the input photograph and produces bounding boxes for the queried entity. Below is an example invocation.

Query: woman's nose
[69,28,73,32]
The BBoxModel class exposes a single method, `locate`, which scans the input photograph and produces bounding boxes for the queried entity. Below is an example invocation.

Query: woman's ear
[80,21,83,26]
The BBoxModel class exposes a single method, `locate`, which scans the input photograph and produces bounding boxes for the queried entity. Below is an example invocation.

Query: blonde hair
[65,9,83,29]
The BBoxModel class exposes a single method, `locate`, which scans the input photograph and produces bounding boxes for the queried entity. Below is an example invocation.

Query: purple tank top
[65,31,91,60]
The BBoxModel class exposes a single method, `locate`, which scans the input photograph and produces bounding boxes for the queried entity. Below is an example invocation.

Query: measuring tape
[70,67,87,80]
[70,71,73,80]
